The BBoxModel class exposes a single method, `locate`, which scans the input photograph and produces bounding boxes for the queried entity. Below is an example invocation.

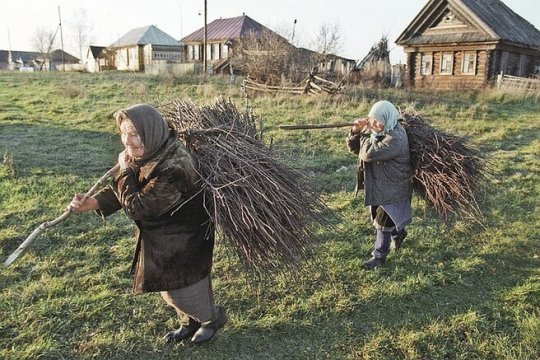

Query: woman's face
[368,117,385,133]
[120,119,145,158]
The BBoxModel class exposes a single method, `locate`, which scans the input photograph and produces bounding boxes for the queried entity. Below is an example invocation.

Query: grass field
[0,71,539,359]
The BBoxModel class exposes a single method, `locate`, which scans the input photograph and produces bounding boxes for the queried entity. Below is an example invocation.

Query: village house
[396,0,540,89]
[0,49,79,71]
[108,25,181,72]
[181,14,354,78]
[180,14,277,74]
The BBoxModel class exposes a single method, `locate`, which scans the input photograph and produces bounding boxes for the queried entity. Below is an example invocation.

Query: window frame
[462,51,477,75]
[440,52,454,75]
[420,53,433,75]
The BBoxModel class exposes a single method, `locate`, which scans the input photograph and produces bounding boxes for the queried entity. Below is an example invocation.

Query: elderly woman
[347,100,413,269]
[69,104,226,344]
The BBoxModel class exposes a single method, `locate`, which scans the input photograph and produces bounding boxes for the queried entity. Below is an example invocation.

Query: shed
[396,0,540,89]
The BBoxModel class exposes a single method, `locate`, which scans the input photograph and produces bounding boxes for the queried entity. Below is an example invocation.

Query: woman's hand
[118,150,129,170]
[68,193,100,212]
[351,118,369,133]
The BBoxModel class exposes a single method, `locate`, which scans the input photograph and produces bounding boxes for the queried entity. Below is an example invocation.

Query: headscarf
[368,100,400,135]
[115,104,170,163]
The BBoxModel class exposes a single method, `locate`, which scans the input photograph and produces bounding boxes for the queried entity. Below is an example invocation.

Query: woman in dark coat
[69,104,226,344]
[347,100,413,269]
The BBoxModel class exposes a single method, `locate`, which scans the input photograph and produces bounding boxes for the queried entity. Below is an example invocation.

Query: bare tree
[312,23,342,57]
[69,8,94,63]
[229,30,297,85]
[31,27,57,70]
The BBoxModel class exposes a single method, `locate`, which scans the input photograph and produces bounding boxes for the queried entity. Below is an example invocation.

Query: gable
[397,0,540,49]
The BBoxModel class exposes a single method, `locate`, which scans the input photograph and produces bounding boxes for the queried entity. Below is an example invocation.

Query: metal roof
[110,25,180,47]
[181,15,272,42]
[396,0,540,49]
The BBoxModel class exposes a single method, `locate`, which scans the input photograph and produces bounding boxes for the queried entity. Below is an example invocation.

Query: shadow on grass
[0,123,120,178]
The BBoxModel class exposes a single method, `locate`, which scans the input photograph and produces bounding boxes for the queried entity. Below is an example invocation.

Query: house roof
[0,50,41,63]
[50,49,79,62]
[0,49,79,64]
[396,0,540,49]
[181,15,274,42]
[89,45,106,58]
[110,25,180,47]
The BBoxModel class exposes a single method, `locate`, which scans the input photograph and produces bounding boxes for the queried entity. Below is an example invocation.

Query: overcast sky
[1,0,539,64]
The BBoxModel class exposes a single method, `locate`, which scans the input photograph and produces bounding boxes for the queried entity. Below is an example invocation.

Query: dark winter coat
[347,123,413,206]
[94,137,214,293]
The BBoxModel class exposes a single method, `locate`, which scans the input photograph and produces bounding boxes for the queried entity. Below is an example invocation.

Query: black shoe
[392,229,407,250]
[363,257,386,270]
[163,322,200,342]
[190,305,228,344]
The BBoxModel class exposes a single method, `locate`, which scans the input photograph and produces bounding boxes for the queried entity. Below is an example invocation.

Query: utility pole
[203,0,207,75]
[291,19,297,45]
[58,6,65,71]
[7,28,13,70]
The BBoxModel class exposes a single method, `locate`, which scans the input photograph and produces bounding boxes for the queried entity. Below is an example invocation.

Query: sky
[1,0,539,64]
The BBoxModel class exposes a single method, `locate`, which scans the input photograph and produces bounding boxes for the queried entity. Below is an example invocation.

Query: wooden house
[396,0,540,89]
[109,25,181,72]
[180,14,282,74]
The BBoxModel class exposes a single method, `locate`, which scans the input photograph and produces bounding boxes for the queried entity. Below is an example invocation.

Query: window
[462,52,476,74]
[441,53,453,74]
[421,54,433,75]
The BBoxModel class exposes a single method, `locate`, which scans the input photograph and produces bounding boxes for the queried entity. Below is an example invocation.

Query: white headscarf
[368,100,400,135]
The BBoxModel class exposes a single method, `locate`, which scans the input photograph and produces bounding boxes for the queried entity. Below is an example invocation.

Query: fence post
[497,71,503,89]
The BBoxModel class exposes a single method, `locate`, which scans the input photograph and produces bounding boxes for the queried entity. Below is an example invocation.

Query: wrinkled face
[368,117,385,133]
[120,119,145,158]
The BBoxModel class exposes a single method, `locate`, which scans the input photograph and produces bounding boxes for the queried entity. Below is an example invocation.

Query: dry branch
[400,112,487,222]
[4,164,120,266]
[162,98,332,274]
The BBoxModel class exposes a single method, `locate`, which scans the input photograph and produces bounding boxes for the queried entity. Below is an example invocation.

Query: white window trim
[440,52,454,75]
[461,51,477,75]
[420,53,433,75]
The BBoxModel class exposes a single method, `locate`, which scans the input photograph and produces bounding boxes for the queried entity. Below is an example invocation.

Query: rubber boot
[163,317,200,342]
[190,305,228,344]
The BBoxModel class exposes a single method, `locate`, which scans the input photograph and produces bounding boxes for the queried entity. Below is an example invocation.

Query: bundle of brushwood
[162,98,331,274]
[400,112,487,222]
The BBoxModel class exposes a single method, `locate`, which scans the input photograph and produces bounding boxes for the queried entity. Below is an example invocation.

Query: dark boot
[163,318,200,342]
[363,256,386,270]
[190,305,228,344]
[392,229,407,250]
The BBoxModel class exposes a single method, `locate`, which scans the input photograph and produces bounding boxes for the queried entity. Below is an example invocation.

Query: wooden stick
[279,122,355,130]
[3,164,120,266]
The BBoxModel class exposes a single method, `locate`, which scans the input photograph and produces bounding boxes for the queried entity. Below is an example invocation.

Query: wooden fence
[242,73,342,96]
[496,74,540,93]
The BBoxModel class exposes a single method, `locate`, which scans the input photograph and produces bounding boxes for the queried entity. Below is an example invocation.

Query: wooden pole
[203,0,207,75]
[58,6,65,71]
[279,122,354,130]
[3,164,120,266]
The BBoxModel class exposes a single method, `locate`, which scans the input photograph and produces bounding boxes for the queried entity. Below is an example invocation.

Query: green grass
[0,71,539,359]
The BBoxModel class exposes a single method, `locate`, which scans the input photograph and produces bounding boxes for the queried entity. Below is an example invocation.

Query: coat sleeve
[347,130,362,155]
[359,132,405,163]
[113,164,194,221]
[94,186,122,217]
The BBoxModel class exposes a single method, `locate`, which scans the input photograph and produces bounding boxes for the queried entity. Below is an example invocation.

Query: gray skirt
[160,275,214,323]
[370,197,412,232]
